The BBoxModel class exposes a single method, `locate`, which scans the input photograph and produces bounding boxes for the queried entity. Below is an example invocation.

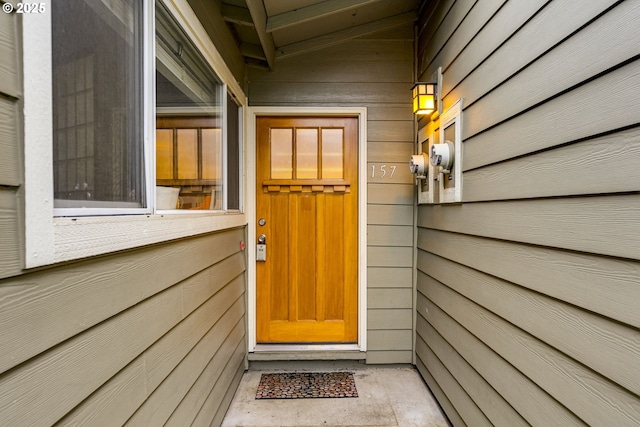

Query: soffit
[221,0,423,69]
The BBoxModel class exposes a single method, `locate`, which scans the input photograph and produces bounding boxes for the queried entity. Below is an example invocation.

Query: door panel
[256,116,358,343]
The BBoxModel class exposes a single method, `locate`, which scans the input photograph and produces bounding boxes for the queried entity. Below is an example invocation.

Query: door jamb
[246,107,368,353]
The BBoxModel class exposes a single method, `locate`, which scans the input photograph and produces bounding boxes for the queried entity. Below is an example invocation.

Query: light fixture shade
[412,82,437,115]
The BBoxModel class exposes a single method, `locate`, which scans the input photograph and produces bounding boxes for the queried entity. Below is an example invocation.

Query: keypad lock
[257,234,267,261]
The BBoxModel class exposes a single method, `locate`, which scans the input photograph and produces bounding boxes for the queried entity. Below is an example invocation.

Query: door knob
[258,234,267,244]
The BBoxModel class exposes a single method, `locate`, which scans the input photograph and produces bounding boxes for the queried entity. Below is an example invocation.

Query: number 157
[371,164,396,179]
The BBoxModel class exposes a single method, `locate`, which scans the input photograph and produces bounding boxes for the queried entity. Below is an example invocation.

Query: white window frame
[23,0,247,268]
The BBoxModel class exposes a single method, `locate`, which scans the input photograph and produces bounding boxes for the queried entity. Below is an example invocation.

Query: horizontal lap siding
[416,0,640,426]
[249,28,416,364]
[0,228,247,427]
[0,188,20,277]
[1,4,247,426]
[0,98,20,186]
[0,9,22,279]
[0,9,20,98]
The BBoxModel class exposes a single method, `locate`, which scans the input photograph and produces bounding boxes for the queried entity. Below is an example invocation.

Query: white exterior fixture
[438,99,463,203]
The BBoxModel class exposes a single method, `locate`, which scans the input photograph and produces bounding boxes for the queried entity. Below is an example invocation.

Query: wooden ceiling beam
[184,0,246,83]
[275,12,417,59]
[266,0,381,33]
[240,43,267,61]
[222,4,254,27]
[245,0,276,69]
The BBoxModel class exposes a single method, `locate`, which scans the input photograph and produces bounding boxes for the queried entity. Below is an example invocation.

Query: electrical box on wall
[436,99,463,203]
[410,98,463,204]
[412,122,435,204]
[410,153,428,178]
[430,141,454,173]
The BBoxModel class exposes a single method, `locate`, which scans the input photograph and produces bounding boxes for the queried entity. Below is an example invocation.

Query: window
[52,0,146,210]
[23,0,246,267]
[50,0,242,214]
[226,93,242,210]
[268,127,345,181]
[155,1,238,211]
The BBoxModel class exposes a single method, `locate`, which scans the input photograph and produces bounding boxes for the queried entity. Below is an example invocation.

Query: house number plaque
[370,164,397,179]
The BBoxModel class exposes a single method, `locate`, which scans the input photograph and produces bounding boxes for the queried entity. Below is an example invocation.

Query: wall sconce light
[412,82,437,115]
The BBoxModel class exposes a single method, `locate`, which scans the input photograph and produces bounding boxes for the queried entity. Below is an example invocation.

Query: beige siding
[0,227,245,373]
[463,127,640,201]
[249,26,416,364]
[1,3,248,426]
[0,96,20,186]
[367,267,412,289]
[0,9,22,280]
[368,141,414,162]
[0,8,20,98]
[0,229,247,427]
[416,0,640,426]
[0,188,20,277]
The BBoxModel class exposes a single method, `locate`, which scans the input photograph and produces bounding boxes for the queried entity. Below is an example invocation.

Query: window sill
[35,212,247,267]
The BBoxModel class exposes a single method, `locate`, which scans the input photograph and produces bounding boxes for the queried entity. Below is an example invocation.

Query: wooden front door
[256,116,358,343]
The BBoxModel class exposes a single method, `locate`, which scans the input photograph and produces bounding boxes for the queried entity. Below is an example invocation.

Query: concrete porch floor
[221,361,449,427]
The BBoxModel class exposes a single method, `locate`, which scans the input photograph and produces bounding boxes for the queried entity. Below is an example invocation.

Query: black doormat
[255,372,358,399]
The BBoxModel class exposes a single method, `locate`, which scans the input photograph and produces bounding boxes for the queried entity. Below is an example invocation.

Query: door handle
[258,234,267,244]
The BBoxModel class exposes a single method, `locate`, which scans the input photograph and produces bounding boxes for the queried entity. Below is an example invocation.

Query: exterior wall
[0,5,247,427]
[0,227,247,427]
[415,0,640,426]
[0,2,23,280]
[248,24,416,364]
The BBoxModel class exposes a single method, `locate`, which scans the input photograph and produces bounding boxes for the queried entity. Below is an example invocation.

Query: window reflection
[322,129,343,179]
[52,0,144,208]
[271,128,293,179]
[296,129,318,179]
[155,1,224,210]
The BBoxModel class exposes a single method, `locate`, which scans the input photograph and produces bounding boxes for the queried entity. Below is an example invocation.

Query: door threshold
[249,344,365,361]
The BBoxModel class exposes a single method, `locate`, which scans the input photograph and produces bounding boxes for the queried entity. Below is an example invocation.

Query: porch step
[248,359,367,373]
[248,350,365,362]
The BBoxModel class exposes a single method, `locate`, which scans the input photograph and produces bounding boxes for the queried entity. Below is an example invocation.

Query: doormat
[255,372,358,399]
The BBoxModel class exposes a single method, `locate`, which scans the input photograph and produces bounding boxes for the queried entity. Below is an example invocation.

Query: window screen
[52,0,145,208]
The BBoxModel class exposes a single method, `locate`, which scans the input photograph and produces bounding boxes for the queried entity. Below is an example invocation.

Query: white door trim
[246,106,367,353]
